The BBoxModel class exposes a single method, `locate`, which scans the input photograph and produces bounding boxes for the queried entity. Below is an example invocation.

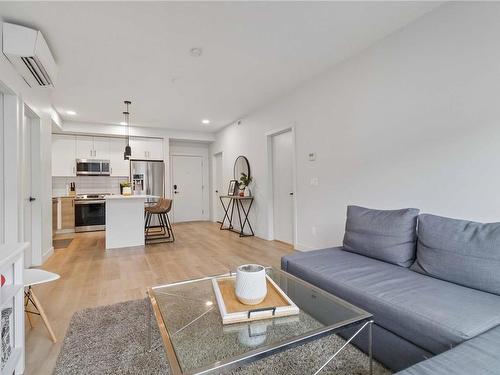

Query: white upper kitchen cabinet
[93,137,110,160]
[108,137,130,176]
[76,136,95,159]
[129,137,163,160]
[52,134,76,176]
[76,136,109,160]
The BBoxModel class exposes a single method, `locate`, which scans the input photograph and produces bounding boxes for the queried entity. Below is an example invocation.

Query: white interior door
[214,153,224,222]
[171,155,204,223]
[272,130,294,244]
[23,115,33,266]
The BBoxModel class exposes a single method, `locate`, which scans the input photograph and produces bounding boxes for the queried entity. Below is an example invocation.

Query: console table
[219,196,254,237]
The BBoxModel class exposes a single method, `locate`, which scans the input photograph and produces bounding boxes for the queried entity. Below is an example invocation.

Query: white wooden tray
[212,275,299,325]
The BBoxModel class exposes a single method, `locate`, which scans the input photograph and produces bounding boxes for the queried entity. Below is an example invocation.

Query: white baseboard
[294,243,316,252]
[42,246,54,263]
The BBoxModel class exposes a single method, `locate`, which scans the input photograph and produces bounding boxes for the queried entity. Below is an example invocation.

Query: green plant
[120,181,131,188]
[239,173,252,189]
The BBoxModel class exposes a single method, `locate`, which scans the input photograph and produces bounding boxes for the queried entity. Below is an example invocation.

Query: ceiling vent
[2,22,57,88]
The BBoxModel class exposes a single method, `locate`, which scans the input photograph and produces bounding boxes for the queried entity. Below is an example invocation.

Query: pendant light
[123,100,132,160]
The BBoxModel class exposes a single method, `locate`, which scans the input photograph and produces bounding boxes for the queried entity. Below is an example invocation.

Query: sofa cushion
[412,214,500,296]
[395,325,500,375]
[342,205,419,267]
[282,247,500,354]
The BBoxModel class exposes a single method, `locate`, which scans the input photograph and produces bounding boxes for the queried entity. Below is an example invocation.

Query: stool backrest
[158,198,173,213]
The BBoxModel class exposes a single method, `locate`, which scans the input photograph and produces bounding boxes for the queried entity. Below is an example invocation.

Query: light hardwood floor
[25,221,293,375]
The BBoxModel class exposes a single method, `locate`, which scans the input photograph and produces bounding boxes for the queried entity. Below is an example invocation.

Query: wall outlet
[310,177,319,186]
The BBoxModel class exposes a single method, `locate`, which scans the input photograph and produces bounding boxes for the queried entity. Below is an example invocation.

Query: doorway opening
[267,127,297,246]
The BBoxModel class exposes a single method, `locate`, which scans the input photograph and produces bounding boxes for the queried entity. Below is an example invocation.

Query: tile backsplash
[53,176,129,197]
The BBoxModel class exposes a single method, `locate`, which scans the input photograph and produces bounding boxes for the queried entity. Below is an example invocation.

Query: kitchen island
[105,195,158,249]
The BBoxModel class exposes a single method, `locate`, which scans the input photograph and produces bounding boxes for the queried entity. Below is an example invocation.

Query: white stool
[24,269,60,343]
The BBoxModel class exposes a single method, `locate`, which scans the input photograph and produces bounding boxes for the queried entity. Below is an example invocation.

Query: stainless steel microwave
[76,159,110,176]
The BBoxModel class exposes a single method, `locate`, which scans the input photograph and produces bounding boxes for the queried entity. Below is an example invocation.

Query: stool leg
[165,212,174,242]
[30,289,57,343]
[160,213,170,238]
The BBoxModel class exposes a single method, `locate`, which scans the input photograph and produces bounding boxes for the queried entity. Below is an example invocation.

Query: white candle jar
[235,264,267,305]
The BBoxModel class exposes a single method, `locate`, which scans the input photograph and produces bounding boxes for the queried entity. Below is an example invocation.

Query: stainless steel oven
[74,194,106,232]
[76,159,110,176]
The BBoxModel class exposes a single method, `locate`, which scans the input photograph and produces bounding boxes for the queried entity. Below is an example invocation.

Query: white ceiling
[0,2,440,132]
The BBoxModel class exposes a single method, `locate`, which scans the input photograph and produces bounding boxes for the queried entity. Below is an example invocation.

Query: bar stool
[24,268,60,343]
[145,198,174,243]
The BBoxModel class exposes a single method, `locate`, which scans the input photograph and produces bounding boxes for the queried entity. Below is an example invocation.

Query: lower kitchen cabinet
[60,197,75,230]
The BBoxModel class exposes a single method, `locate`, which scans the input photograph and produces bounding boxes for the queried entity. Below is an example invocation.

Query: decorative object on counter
[235,264,267,305]
[0,274,4,287]
[120,181,132,196]
[123,100,132,160]
[238,172,253,197]
[227,180,238,196]
[211,270,299,324]
[69,182,76,197]
[1,307,12,369]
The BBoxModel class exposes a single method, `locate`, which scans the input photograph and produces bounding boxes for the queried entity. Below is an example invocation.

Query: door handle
[174,191,179,194]
[215,190,219,193]
[289,192,294,196]
[29,196,36,202]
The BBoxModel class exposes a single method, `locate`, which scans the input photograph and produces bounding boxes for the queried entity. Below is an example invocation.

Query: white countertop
[104,194,159,200]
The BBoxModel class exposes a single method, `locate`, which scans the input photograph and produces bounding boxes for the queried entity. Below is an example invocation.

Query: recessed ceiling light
[201,119,210,125]
[66,110,77,115]
[120,121,127,126]
[190,47,203,57]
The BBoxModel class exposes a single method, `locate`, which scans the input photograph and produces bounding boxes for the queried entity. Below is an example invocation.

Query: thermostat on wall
[308,152,316,161]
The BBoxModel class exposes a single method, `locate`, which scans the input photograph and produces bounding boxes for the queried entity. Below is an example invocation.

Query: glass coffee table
[148,268,373,375]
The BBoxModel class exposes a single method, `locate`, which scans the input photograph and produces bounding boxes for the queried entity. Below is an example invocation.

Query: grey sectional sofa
[281,206,500,374]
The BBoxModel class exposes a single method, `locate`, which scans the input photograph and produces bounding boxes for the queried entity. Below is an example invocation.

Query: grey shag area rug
[54,299,390,375]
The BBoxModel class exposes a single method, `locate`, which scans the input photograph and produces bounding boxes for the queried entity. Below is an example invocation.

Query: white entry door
[23,115,33,267]
[171,155,204,222]
[214,152,224,222]
[272,130,294,244]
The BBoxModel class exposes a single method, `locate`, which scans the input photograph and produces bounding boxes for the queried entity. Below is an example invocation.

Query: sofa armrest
[395,325,500,375]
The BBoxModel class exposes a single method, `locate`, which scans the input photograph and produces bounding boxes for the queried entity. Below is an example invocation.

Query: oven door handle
[75,200,105,205]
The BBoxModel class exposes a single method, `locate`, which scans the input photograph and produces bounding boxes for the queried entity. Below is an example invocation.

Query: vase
[244,187,251,197]
[235,264,267,305]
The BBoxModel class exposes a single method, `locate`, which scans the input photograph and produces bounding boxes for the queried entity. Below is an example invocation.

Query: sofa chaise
[281,206,500,374]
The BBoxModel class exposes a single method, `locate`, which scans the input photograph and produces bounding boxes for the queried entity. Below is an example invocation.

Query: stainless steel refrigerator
[130,160,165,202]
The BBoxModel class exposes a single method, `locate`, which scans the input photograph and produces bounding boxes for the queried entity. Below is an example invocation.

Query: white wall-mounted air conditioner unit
[2,22,57,88]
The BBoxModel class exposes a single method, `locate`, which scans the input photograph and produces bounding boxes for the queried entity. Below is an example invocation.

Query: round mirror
[234,155,250,181]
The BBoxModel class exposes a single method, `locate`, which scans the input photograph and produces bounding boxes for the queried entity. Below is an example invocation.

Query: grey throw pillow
[412,214,500,295]
[342,205,419,267]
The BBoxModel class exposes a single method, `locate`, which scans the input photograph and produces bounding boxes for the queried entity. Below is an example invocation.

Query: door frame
[23,105,43,266]
[212,151,223,223]
[170,154,205,223]
[266,124,298,247]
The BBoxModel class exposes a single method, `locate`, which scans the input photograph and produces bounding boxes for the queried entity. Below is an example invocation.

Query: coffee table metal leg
[368,320,373,375]
[313,320,373,375]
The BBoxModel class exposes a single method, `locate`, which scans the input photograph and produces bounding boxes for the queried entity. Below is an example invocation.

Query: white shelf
[1,347,21,375]
[1,284,23,308]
